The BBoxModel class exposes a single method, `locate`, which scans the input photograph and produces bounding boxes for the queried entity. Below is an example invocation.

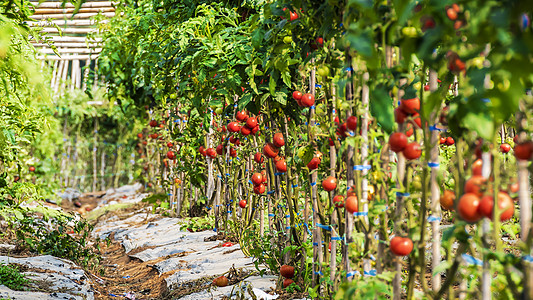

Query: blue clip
[346,271,358,278]
[462,254,483,266]
[344,67,353,72]
[428,162,440,168]
[267,190,275,195]
[274,172,284,176]
[353,212,368,216]
[396,192,410,197]
[313,242,319,246]
[364,270,377,276]
[316,223,332,231]
[311,182,317,186]
[285,226,291,229]
[429,125,446,132]
[315,84,322,88]
[331,236,344,241]
[427,215,441,222]
[248,180,253,184]
[523,255,533,262]
[314,271,324,276]
[310,105,316,109]
[292,184,298,188]
[285,215,290,218]
[353,165,371,171]
[227,210,232,214]
[268,213,275,217]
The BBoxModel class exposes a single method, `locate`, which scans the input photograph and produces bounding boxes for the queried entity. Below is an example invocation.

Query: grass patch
[0,264,30,290]
[85,202,135,221]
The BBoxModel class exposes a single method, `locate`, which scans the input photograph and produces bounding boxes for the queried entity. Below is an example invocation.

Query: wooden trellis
[29,0,116,92]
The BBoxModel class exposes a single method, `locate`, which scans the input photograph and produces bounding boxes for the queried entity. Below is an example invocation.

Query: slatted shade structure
[29,0,116,92]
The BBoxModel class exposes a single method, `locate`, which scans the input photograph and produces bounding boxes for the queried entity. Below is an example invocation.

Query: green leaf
[432,261,453,276]
[370,86,394,133]
[274,92,287,105]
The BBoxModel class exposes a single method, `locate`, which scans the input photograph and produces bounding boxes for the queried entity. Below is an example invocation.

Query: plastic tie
[427,215,441,222]
[248,180,253,184]
[364,269,377,276]
[481,98,490,103]
[429,125,446,132]
[274,172,285,176]
[353,212,368,216]
[226,173,230,176]
[396,192,410,197]
[213,228,217,232]
[206,206,212,210]
[315,84,322,88]
[462,254,483,266]
[332,109,336,113]
[285,226,291,229]
[428,162,440,168]
[167,193,172,196]
[346,271,358,278]
[353,165,371,171]
[109,293,117,297]
[122,276,130,279]
[331,236,344,241]
[316,223,332,231]
[344,67,353,72]
[310,105,316,109]
[227,210,232,214]
[314,271,323,276]
[268,213,275,217]
[313,242,319,246]
[292,184,298,188]
[523,255,533,262]
[285,215,290,218]
[172,202,177,205]
[311,182,317,186]
[267,190,275,195]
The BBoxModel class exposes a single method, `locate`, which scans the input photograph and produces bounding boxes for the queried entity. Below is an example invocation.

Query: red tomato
[289,11,298,21]
[464,176,487,197]
[216,144,225,155]
[440,190,455,211]
[514,141,533,160]
[167,142,173,148]
[345,196,358,213]
[405,123,414,137]
[389,132,408,153]
[228,122,241,133]
[439,137,446,144]
[329,138,335,146]
[472,159,483,176]
[251,173,263,185]
[251,125,260,135]
[394,107,408,124]
[446,7,458,20]
[206,148,217,158]
[253,184,266,194]
[150,133,158,139]
[346,116,358,131]
[199,146,207,156]
[300,93,315,107]
[403,142,422,160]
[280,265,295,279]
[29,166,36,172]
[307,157,321,170]
[230,147,237,157]
[273,133,285,148]
[239,200,247,208]
[213,276,229,287]
[478,192,514,221]
[263,143,280,158]
[137,133,143,139]
[240,126,252,136]
[500,143,511,154]
[322,176,337,192]
[292,91,303,101]
[336,123,348,138]
[458,193,482,223]
[149,120,158,127]
[236,110,248,121]
[246,117,258,129]
[390,236,413,256]
[275,159,287,173]
[333,195,345,208]
[445,137,455,146]
[254,152,264,164]
[399,98,420,115]
[411,113,422,129]
[283,278,294,288]
[166,151,175,160]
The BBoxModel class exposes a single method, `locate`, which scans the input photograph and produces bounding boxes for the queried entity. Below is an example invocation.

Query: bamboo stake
[92,118,98,192]
[329,83,338,286]
[361,72,371,275]
[344,53,355,282]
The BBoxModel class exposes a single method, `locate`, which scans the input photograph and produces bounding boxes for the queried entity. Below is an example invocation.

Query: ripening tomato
[336,123,348,138]
[216,144,225,155]
[390,236,413,256]
[457,193,482,223]
[405,123,414,137]
[345,196,358,213]
[206,148,217,158]
[263,143,280,158]
[346,116,358,131]
[307,157,320,170]
[252,173,263,185]
[254,152,264,164]
[500,143,511,154]
[446,7,458,20]
[478,192,514,221]
[236,110,248,121]
[300,93,315,107]
[166,151,175,160]
[322,176,337,191]
[440,190,456,211]
[389,132,408,153]
[399,98,420,114]
[280,265,295,279]
[333,195,345,208]
[464,176,487,197]
[246,117,258,129]
[150,133,158,139]
[149,120,158,127]
[394,107,408,124]
[275,159,287,173]
[403,142,422,160]
[273,133,285,148]
[514,141,533,160]
[253,183,266,194]
[293,91,303,101]
[239,200,247,209]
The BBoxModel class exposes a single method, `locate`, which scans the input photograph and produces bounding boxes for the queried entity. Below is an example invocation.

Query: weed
[0,264,30,291]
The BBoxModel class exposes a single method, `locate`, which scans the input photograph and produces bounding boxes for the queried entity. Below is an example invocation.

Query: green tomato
[215,107,223,115]
[283,36,293,44]
[317,66,330,78]
[412,175,422,190]
[413,82,421,91]
[169,93,177,99]
[401,27,418,38]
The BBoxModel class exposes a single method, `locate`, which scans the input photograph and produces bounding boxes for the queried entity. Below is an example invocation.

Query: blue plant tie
[167,193,172,196]
[292,184,298,188]
[268,213,275,217]
[267,190,275,195]
[364,269,377,276]
[316,223,332,231]
[310,105,316,109]
[346,271,358,278]
[344,67,352,72]
[315,84,322,88]
[285,226,291,229]
[248,180,253,184]
[427,215,441,222]
[429,125,446,132]
[122,276,130,279]
[331,236,344,241]
[226,173,230,176]
[230,199,233,203]
[206,207,212,210]
[285,215,290,218]
[462,254,483,266]
[396,192,410,197]
[274,172,284,176]
[311,182,317,186]
[227,210,232,214]
[313,242,319,246]
[172,202,177,205]
[213,228,217,232]
[353,165,371,171]
[428,162,440,168]
[314,271,323,276]
[353,212,368,216]
[523,255,533,262]
[481,98,490,103]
